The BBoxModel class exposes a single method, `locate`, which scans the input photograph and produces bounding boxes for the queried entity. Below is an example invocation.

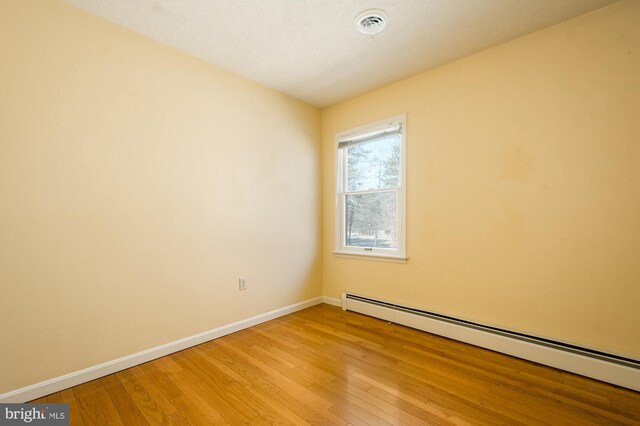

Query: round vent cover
[355,10,388,35]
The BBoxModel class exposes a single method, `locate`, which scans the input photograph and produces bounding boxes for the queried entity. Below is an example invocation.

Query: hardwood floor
[32,304,640,425]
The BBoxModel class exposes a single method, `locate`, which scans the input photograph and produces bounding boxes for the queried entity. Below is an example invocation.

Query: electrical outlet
[239,277,247,291]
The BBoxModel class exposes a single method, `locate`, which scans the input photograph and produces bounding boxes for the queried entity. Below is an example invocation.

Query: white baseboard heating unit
[342,293,640,392]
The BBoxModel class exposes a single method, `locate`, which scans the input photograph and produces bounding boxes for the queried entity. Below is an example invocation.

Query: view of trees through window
[345,135,400,248]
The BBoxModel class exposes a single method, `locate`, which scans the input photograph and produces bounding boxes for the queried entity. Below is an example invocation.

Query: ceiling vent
[355,10,388,36]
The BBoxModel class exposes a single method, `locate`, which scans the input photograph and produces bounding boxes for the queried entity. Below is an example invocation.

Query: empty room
[1,0,639,424]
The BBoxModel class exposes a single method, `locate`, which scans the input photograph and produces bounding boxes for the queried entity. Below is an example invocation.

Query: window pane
[347,135,400,192]
[345,192,397,249]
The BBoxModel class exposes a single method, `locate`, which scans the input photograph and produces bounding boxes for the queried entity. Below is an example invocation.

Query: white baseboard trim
[344,295,640,392]
[321,296,343,307]
[0,296,324,403]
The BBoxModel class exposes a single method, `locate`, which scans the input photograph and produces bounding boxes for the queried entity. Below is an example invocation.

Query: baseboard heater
[342,293,640,392]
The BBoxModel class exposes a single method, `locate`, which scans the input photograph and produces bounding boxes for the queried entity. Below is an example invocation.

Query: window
[335,114,406,261]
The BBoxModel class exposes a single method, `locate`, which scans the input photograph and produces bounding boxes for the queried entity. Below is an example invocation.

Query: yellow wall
[0,1,321,393]
[2,0,639,396]
[322,0,640,358]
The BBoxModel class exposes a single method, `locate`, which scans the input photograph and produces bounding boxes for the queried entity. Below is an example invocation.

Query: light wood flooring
[32,304,640,425]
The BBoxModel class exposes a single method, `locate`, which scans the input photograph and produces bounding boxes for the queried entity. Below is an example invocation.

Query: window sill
[333,251,408,264]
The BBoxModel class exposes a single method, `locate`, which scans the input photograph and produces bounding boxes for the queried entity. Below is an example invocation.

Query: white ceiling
[63,0,619,108]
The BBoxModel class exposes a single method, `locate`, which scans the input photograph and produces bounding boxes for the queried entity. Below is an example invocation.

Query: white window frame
[334,113,407,262]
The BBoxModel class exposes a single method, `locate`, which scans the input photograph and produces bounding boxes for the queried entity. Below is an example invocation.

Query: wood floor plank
[45,392,64,404]
[170,349,259,424]
[28,304,640,425]
[308,383,395,426]
[156,366,230,425]
[319,375,428,425]
[72,381,111,426]
[219,339,360,426]
[116,369,177,425]
[190,347,301,426]
[99,374,149,426]
[59,389,87,426]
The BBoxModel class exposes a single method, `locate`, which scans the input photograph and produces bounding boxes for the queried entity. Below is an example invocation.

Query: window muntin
[335,115,406,259]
